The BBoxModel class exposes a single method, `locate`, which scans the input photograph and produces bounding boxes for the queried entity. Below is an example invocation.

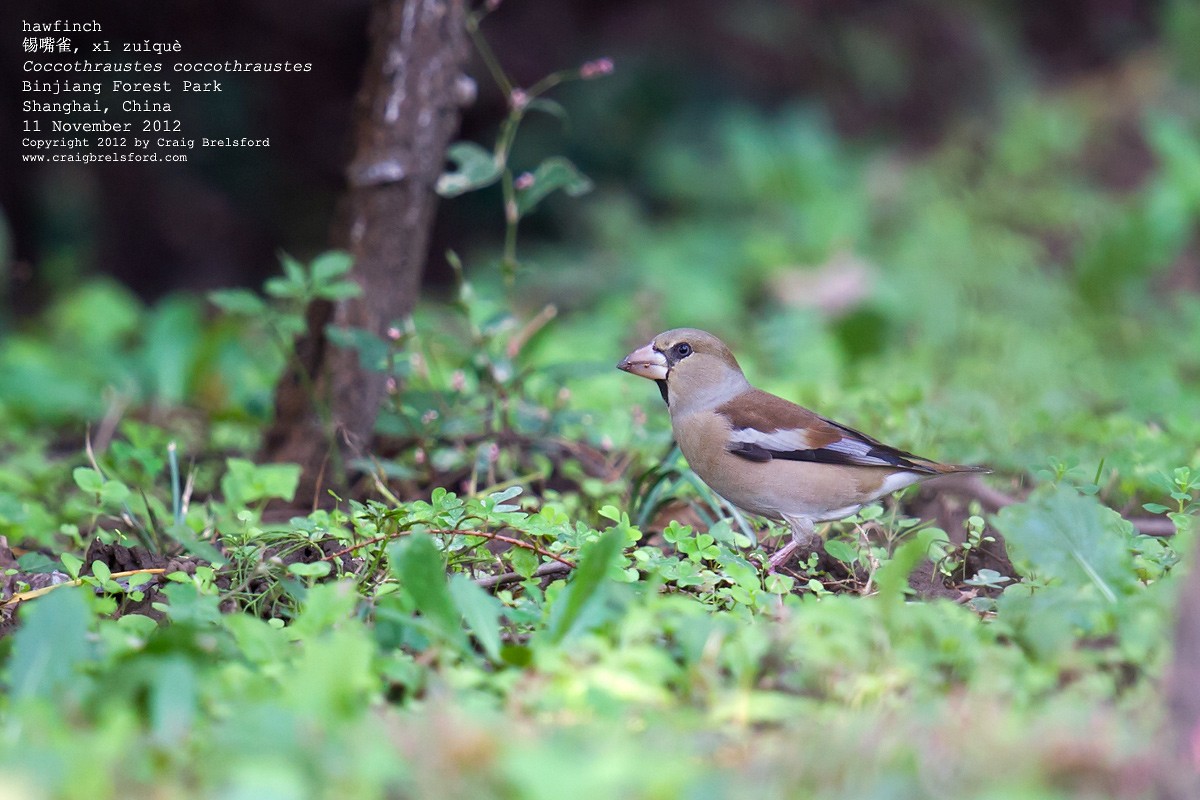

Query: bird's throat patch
[656,379,669,405]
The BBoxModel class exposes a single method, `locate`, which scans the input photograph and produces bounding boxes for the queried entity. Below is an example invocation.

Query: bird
[617,328,988,570]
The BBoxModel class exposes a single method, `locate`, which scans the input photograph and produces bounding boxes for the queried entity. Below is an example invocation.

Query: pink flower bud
[514,172,535,190]
[451,370,467,392]
[580,58,614,79]
[386,326,402,341]
[510,88,529,111]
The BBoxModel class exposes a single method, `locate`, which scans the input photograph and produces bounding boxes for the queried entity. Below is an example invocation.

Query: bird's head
[617,328,750,411]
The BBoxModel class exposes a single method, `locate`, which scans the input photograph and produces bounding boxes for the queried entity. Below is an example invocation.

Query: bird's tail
[919,460,991,476]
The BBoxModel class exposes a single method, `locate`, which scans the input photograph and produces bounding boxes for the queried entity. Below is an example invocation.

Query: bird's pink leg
[769,514,819,571]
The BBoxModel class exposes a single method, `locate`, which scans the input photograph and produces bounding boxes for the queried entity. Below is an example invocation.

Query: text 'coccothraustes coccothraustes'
[618,328,988,569]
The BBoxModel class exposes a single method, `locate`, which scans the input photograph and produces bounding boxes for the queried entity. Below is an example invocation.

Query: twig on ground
[476,560,572,589]
[1,568,168,607]
[321,526,576,568]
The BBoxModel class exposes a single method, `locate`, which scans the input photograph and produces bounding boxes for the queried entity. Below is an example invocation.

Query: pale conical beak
[617,343,668,381]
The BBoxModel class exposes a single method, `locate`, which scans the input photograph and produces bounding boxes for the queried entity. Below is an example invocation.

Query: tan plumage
[618,328,987,568]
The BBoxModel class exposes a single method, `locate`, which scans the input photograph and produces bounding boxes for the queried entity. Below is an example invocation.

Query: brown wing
[719,389,950,473]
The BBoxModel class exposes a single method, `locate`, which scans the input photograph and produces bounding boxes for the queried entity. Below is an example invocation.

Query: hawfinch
[618,328,987,569]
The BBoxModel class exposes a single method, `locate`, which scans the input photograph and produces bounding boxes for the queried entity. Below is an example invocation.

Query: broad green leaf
[544,526,623,644]
[17,552,59,573]
[72,467,104,493]
[437,141,502,197]
[221,458,301,506]
[507,546,539,578]
[309,251,354,285]
[149,657,197,746]
[994,486,1135,602]
[823,538,859,565]
[8,586,92,702]
[516,156,594,217]
[314,280,362,301]
[91,560,112,583]
[141,297,203,405]
[280,252,306,285]
[264,275,304,299]
[388,533,469,652]
[59,551,84,579]
[98,480,130,507]
[208,288,267,316]
[449,574,502,661]
[488,485,523,513]
[288,561,332,578]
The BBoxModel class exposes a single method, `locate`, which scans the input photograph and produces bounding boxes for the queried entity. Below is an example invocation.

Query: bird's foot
[768,540,803,571]
[769,515,821,572]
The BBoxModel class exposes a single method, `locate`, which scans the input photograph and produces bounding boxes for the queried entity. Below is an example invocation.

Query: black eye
[673,342,692,358]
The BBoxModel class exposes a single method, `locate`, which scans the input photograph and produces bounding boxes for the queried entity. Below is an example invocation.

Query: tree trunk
[262,0,470,501]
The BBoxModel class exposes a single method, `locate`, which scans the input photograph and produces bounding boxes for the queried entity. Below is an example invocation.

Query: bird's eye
[673,342,692,358]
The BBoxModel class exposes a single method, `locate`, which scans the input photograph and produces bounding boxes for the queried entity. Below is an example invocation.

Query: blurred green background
[4,4,1200,797]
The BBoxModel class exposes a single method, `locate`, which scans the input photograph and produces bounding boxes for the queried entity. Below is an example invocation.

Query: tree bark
[262,0,470,501]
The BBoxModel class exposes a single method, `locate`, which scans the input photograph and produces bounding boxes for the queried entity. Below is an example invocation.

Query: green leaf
[60,551,84,579]
[507,546,539,578]
[325,325,390,371]
[516,156,594,217]
[315,280,363,301]
[437,141,502,198]
[993,485,1136,602]
[98,480,130,507]
[823,538,859,564]
[544,526,623,644]
[488,485,523,513]
[1142,503,1171,514]
[500,644,532,667]
[388,533,469,652]
[449,574,502,661]
[149,657,197,746]
[208,288,267,316]
[310,250,354,286]
[17,552,59,573]
[91,560,112,583]
[288,561,332,578]
[221,458,301,506]
[8,586,92,702]
[263,275,304,299]
[72,467,104,493]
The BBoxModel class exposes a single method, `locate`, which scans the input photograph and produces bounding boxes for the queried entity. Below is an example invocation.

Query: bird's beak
[617,343,668,381]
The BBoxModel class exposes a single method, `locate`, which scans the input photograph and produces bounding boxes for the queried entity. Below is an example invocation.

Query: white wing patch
[727,426,819,452]
[728,425,896,467]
